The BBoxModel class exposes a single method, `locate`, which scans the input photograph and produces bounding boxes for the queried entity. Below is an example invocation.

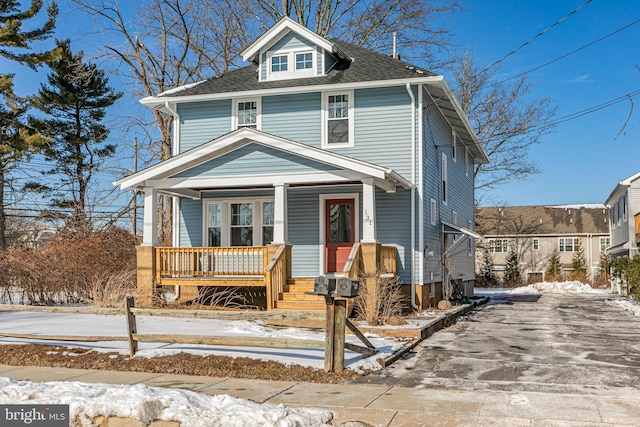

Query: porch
[136,243,397,310]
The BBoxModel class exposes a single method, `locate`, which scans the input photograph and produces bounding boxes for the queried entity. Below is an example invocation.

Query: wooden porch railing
[342,243,397,279]
[380,245,397,276]
[635,213,640,243]
[155,247,267,281]
[265,245,287,310]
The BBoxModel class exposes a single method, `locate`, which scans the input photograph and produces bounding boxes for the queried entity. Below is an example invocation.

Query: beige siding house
[476,205,610,282]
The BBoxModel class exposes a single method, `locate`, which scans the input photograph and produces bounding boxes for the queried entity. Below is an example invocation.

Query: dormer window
[271,55,288,73]
[296,52,313,70]
[266,49,316,80]
[233,98,261,130]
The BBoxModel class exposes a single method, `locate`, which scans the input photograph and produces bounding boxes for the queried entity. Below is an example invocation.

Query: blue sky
[5,0,640,212]
[443,0,640,206]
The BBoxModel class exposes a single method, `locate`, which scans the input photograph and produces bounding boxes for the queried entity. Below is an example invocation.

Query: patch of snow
[0,310,402,372]
[0,377,333,427]
[507,281,609,294]
[158,80,206,96]
[604,298,640,316]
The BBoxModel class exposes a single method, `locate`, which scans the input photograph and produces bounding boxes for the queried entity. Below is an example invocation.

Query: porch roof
[115,128,413,198]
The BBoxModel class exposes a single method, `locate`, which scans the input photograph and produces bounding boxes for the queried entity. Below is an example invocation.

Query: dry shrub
[84,270,137,308]
[354,274,406,326]
[569,270,588,284]
[0,228,136,306]
[189,286,255,309]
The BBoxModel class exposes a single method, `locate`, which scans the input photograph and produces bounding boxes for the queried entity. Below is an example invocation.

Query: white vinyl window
[451,129,460,162]
[204,198,274,247]
[267,49,315,80]
[233,98,261,129]
[532,238,540,250]
[430,199,437,226]
[600,237,610,252]
[323,91,353,147]
[559,237,578,252]
[442,153,448,204]
[623,195,628,222]
[488,239,509,253]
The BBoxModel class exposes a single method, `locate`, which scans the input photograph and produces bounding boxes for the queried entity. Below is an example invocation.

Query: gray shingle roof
[157,40,436,98]
[476,205,610,236]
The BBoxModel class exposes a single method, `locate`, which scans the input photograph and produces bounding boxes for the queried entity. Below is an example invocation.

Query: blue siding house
[117,17,489,310]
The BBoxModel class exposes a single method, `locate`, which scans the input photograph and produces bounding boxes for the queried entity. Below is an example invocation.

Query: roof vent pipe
[392,31,397,59]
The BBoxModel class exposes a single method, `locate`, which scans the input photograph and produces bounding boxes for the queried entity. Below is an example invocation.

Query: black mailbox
[337,277,360,298]
[313,276,336,295]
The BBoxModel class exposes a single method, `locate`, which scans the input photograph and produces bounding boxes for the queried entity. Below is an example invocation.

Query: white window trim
[202,197,274,247]
[623,195,628,222]
[266,48,316,81]
[318,193,360,276]
[232,97,262,130]
[532,237,540,250]
[322,89,354,148]
[441,153,448,205]
[559,237,577,252]
[430,198,437,226]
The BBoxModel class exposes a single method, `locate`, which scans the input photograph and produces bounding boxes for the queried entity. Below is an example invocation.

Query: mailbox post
[312,276,360,372]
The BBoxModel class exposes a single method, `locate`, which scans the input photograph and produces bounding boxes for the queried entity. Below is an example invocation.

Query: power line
[481,0,593,74]
[496,17,640,85]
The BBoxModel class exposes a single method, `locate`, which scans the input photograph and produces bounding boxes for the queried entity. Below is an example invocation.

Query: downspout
[406,83,419,310]
[164,101,181,297]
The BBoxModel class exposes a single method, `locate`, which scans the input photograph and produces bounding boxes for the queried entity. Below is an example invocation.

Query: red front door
[325,199,355,273]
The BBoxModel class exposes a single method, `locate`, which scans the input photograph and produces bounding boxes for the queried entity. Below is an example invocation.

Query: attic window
[271,55,288,72]
[296,52,313,70]
[266,49,316,80]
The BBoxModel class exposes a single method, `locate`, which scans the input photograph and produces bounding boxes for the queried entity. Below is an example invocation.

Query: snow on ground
[605,297,640,316]
[507,281,610,294]
[0,377,333,427]
[0,309,406,373]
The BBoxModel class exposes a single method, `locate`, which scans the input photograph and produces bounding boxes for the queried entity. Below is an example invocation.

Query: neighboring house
[476,205,610,282]
[604,171,640,260]
[117,17,488,310]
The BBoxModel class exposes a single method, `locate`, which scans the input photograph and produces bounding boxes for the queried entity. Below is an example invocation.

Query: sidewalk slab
[366,387,484,416]
[142,374,227,392]
[313,407,397,427]
[200,378,295,403]
[268,382,392,408]
[70,370,163,385]
[1,366,98,382]
[596,397,640,425]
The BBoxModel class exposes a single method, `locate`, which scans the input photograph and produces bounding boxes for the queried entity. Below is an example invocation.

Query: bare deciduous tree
[449,52,557,196]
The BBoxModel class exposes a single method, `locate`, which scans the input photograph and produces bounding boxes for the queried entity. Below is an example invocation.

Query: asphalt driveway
[354,291,640,395]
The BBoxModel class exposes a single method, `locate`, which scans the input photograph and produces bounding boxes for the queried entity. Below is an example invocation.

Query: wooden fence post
[125,296,138,357]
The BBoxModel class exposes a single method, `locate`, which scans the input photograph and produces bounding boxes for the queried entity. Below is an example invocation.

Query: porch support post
[361,178,377,243]
[142,187,158,246]
[272,183,288,244]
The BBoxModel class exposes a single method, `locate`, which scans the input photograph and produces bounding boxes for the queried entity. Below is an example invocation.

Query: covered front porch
[119,128,412,309]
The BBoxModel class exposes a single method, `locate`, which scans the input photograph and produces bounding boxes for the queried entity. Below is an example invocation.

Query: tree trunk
[0,167,6,250]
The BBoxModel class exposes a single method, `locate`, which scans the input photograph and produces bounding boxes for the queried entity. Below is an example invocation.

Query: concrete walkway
[2,363,639,426]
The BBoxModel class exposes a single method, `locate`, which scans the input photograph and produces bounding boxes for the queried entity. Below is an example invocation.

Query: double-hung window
[532,238,540,250]
[324,91,353,147]
[442,153,448,204]
[267,50,315,80]
[559,237,577,252]
[488,239,508,253]
[600,237,610,252]
[234,99,260,129]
